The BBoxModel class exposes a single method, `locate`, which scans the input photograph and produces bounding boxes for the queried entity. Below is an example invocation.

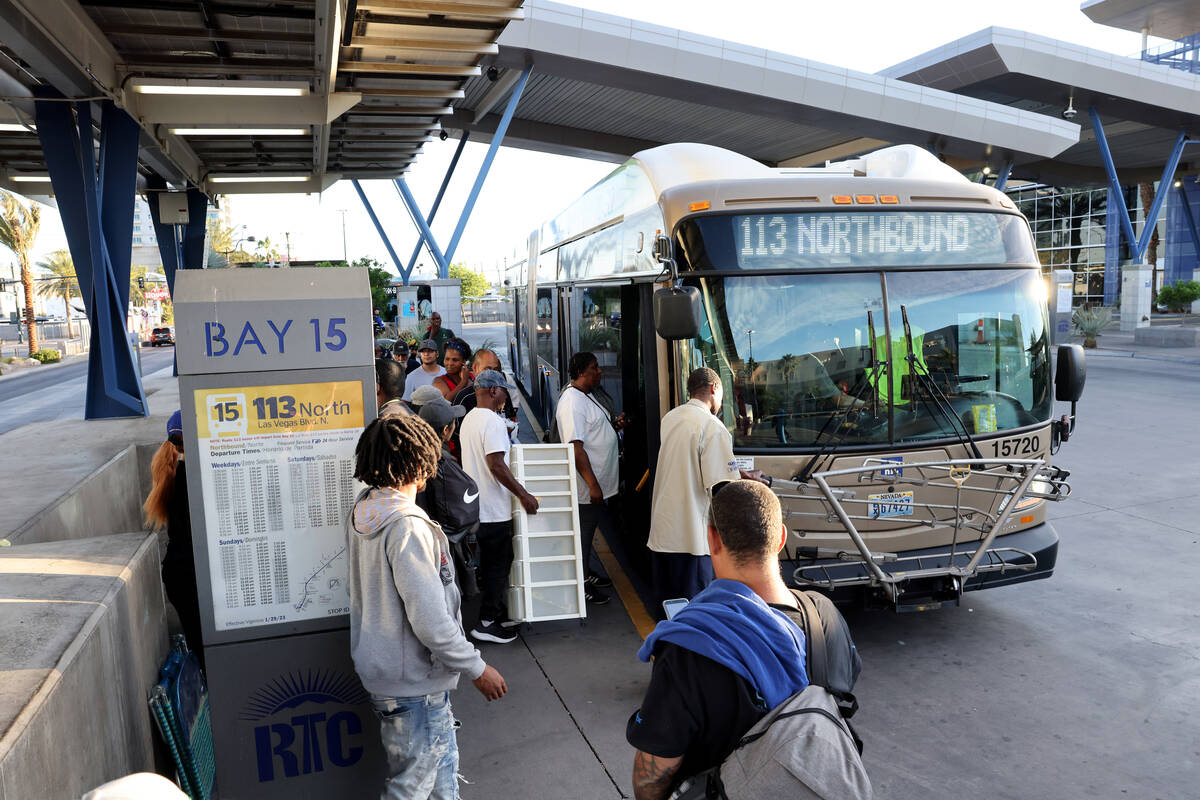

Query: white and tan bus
[504,143,1084,611]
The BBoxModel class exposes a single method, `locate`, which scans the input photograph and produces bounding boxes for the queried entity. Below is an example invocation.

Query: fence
[463,298,512,324]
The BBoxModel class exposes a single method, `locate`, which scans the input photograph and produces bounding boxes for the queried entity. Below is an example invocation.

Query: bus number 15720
[990,435,1041,457]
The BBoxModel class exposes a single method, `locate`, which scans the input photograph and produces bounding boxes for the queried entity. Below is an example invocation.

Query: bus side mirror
[654,286,702,340]
[1055,344,1086,402]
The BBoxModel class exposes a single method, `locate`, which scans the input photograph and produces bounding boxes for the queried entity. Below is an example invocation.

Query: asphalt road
[0,345,178,434]
[850,352,1200,799]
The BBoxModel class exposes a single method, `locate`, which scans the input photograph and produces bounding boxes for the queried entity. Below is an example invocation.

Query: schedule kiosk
[174,268,383,797]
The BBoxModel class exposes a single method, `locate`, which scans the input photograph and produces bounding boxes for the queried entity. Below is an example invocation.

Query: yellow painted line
[594,529,656,640]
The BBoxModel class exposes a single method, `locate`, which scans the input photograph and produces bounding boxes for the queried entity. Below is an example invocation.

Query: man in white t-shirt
[556,352,628,606]
[459,369,539,644]
[649,367,766,615]
[401,338,446,402]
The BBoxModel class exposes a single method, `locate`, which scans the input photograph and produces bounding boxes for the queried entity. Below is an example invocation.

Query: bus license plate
[868,491,914,518]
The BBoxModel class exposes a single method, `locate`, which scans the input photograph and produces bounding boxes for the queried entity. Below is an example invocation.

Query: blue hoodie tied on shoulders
[637,579,808,709]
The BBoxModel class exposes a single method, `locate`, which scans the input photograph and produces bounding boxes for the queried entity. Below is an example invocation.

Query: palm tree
[0,191,42,355]
[778,353,796,397]
[35,249,80,339]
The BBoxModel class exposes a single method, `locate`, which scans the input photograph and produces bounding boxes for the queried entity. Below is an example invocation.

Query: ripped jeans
[371,691,460,800]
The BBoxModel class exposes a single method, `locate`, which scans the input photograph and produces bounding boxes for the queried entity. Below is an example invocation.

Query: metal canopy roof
[0,0,519,195]
[0,0,1084,200]
[1082,0,1200,41]
[446,0,1079,170]
[880,27,1200,185]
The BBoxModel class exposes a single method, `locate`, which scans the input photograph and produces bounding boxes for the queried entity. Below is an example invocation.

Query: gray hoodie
[348,487,486,697]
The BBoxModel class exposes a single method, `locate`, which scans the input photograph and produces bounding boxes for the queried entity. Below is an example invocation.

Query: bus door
[535,285,562,430]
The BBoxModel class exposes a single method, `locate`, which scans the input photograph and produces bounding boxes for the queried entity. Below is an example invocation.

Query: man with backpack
[627,480,868,800]
[416,398,478,599]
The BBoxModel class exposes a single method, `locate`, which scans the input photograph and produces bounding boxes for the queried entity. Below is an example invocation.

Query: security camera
[1062,93,1077,120]
[487,66,499,82]
[439,129,449,141]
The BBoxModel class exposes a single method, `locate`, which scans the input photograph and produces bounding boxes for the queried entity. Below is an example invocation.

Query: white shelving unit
[507,443,587,623]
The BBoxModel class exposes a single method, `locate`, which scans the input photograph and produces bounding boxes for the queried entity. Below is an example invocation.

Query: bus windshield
[680,268,1052,449]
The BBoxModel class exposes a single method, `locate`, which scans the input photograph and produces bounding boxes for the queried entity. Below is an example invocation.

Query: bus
[503,143,1085,611]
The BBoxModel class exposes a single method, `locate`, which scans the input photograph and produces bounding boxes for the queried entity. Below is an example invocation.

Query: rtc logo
[240,670,370,783]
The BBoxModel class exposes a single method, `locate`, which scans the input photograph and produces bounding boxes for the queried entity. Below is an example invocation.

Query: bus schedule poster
[192,380,364,632]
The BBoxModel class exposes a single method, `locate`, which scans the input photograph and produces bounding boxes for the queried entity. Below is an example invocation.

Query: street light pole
[338,209,348,263]
[284,232,292,266]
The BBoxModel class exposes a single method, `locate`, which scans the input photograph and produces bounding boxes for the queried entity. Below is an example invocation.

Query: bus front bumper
[787,522,1060,611]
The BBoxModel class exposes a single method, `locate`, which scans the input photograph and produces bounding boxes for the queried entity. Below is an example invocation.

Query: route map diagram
[295,545,348,612]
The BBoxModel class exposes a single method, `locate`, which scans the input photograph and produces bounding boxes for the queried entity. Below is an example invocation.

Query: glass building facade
[1006,182,1200,308]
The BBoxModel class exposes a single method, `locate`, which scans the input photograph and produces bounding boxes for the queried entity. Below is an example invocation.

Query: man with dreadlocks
[348,414,508,799]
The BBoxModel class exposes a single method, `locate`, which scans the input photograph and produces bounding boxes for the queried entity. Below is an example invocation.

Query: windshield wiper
[899,305,984,461]
[795,311,878,484]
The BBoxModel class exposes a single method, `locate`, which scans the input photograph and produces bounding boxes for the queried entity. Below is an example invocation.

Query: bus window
[576,286,624,414]
[686,272,885,449]
[536,288,556,366]
[513,287,530,382]
[883,269,1051,441]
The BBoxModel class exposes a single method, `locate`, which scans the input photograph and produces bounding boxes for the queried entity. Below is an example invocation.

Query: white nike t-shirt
[460,406,514,523]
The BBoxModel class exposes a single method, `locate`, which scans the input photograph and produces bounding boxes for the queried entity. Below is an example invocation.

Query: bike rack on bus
[774,458,1072,606]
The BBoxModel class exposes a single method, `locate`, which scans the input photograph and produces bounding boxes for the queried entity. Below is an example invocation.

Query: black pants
[162,557,206,669]
[475,520,514,623]
[577,498,617,576]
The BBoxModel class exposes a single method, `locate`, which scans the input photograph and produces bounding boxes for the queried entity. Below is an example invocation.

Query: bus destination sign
[726,212,1030,269]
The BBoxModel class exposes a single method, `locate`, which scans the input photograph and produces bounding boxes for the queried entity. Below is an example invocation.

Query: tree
[35,249,80,339]
[0,190,42,355]
[448,262,489,299]
[351,256,394,317]
[206,216,254,267]
[778,353,796,398]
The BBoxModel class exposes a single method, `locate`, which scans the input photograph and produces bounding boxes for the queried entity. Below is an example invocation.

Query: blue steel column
[994,161,1013,193]
[1135,130,1189,260]
[147,184,210,291]
[394,178,449,277]
[442,65,533,271]
[1089,107,1139,256]
[402,132,468,277]
[352,179,406,275]
[34,92,147,418]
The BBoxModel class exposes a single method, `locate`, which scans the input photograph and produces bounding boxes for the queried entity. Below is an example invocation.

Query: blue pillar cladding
[1104,189,1121,306]
[34,91,147,419]
[1166,182,1200,286]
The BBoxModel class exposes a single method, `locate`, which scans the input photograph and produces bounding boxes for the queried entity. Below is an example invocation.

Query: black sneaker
[585,586,610,605]
[471,620,518,644]
[585,571,613,589]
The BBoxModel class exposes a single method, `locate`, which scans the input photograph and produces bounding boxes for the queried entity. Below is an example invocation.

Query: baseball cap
[167,409,183,437]
[419,397,467,429]
[392,340,410,355]
[474,369,516,391]
[418,338,439,352]
[410,385,444,406]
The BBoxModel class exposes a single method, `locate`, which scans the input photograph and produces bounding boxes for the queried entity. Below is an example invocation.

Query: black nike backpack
[418,454,480,543]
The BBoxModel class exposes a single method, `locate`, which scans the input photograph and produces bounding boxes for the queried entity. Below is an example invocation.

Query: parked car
[150,326,175,346]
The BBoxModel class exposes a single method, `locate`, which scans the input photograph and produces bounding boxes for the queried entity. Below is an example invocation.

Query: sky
[22,0,1159,282]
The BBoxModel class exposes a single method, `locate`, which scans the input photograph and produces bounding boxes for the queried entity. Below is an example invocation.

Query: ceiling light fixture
[209,175,311,183]
[0,123,35,133]
[9,175,51,182]
[133,80,308,97]
[170,128,310,136]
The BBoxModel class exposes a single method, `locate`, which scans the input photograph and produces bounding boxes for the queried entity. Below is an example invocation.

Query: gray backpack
[674,591,871,800]
[712,684,873,799]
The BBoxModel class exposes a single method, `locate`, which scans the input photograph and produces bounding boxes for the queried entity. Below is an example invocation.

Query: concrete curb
[1085,348,1200,366]
[0,351,89,383]
[0,532,156,761]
